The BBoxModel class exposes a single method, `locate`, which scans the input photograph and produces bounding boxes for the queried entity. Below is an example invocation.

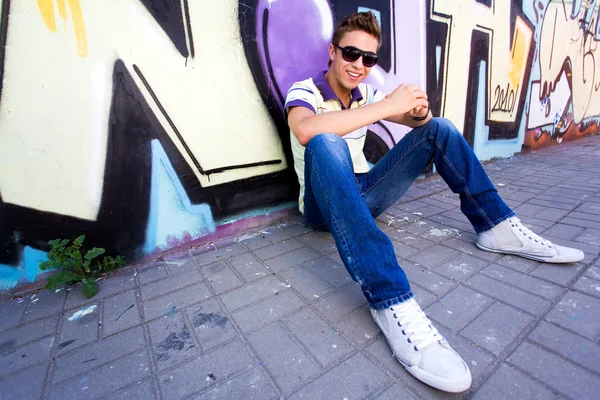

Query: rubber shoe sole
[396,354,472,393]
[475,241,583,263]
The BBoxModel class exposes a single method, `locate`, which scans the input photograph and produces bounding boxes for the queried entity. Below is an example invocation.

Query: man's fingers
[413,99,429,113]
[413,98,428,109]
[414,89,427,100]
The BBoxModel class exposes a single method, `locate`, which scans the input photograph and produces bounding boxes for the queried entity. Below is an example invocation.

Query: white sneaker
[476,217,584,263]
[371,298,472,393]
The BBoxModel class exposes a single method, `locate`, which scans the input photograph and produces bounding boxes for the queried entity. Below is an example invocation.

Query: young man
[284,12,584,393]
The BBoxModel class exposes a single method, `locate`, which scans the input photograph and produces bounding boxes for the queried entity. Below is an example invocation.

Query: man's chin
[342,79,361,90]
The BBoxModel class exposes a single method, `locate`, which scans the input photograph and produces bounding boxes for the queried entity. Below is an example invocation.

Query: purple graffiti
[255,0,333,108]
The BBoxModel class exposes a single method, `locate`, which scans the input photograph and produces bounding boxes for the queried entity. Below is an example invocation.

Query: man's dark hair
[329,12,382,66]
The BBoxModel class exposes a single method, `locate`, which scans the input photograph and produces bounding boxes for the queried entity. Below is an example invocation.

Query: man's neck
[325,70,352,107]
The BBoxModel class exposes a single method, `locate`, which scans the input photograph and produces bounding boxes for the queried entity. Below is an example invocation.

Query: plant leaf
[74,235,86,245]
[45,272,79,289]
[85,248,105,260]
[39,261,53,271]
[81,280,99,298]
[45,275,60,290]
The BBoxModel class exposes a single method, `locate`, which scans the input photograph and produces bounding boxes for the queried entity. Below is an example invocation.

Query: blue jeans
[303,118,514,309]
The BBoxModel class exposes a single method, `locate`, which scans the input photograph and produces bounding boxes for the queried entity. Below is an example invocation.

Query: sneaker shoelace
[390,300,441,351]
[509,218,553,248]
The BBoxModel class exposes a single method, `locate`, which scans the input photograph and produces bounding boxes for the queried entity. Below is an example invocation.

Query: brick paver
[1,135,599,398]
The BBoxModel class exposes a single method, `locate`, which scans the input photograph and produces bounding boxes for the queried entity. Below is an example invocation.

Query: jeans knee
[307,133,345,147]
[306,133,350,160]
[428,117,462,141]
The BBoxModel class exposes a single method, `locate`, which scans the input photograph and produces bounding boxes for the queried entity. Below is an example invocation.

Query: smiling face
[327,30,379,96]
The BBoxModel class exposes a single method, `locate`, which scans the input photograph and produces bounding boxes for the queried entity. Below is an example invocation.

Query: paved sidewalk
[1,135,600,400]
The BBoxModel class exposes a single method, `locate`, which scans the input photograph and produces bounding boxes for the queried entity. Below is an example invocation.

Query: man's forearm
[291,102,392,146]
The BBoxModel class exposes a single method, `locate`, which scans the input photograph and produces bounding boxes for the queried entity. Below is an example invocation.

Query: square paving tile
[58,303,100,353]
[544,291,600,341]
[186,298,237,351]
[288,353,389,400]
[434,253,489,282]
[313,284,366,324]
[248,322,320,393]
[148,313,197,371]
[158,340,254,400]
[460,302,533,356]
[425,286,493,333]
[529,321,600,372]
[508,342,600,400]
[283,306,354,367]
[102,290,141,337]
[407,244,460,269]
[472,363,558,400]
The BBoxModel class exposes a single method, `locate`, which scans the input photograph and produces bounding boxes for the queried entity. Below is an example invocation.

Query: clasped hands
[384,84,430,120]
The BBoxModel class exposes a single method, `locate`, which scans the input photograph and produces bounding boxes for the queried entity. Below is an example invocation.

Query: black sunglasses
[334,44,378,67]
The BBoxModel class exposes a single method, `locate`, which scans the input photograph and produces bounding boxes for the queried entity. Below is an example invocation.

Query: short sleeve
[284,82,318,119]
[371,86,387,104]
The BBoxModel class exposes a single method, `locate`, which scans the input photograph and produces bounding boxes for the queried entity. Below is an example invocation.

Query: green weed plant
[39,235,125,298]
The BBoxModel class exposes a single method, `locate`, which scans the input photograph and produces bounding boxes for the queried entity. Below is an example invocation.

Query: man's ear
[328,43,335,63]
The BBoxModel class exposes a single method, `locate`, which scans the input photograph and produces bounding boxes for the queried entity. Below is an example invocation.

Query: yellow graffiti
[431,0,533,128]
[36,0,87,57]
[36,0,56,31]
[509,18,529,90]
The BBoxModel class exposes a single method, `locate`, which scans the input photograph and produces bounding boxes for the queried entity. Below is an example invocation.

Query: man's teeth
[348,72,360,77]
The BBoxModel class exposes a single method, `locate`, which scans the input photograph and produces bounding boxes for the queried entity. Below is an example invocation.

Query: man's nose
[351,56,364,68]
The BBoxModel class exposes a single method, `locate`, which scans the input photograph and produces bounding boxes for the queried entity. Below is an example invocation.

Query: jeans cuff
[369,291,414,310]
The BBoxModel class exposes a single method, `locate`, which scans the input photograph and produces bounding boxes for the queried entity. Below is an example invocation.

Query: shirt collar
[313,70,363,104]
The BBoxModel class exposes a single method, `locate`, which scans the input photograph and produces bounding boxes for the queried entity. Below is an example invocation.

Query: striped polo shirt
[285,70,385,214]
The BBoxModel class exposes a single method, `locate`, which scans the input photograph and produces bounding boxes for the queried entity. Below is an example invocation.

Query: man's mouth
[347,71,361,79]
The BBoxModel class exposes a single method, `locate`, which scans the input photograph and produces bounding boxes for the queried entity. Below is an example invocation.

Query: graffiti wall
[0,0,296,290]
[0,0,598,291]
